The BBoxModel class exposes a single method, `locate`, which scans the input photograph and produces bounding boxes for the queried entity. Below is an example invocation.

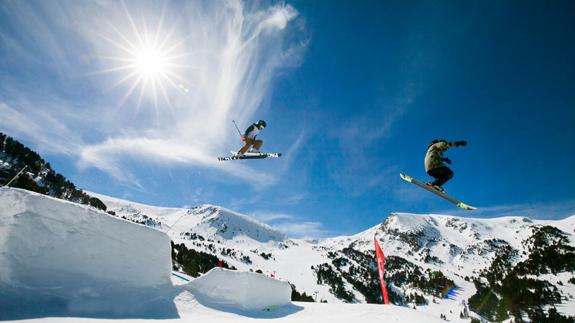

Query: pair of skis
[217,151,282,161]
[219,120,282,161]
[399,173,476,210]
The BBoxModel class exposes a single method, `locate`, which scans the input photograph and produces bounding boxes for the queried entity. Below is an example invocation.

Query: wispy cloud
[229,195,263,210]
[324,23,433,198]
[437,200,575,220]
[78,136,275,187]
[277,192,308,205]
[0,101,81,156]
[392,182,429,203]
[252,211,295,223]
[326,82,418,196]
[252,130,307,191]
[279,131,307,173]
[251,210,329,239]
[273,221,328,239]
[0,0,305,187]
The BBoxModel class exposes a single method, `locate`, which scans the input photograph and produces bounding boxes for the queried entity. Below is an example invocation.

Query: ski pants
[238,138,263,155]
[427,166,453,187]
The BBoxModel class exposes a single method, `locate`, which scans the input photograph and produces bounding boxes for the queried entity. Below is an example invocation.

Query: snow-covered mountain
[0,187,447,323]
[1,148,573,322]
[91,191,575,322]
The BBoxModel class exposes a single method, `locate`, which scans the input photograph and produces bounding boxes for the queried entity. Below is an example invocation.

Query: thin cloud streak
[79,136,276,187]
[273,221,328,240]
[251,209,330,239]
[436,200,575,220]
[278,192,308,205]
[250,130,307,192]
[280,131,307,173]
[252,211,295,222]
[0,102,80,156]
[328,89,416,196]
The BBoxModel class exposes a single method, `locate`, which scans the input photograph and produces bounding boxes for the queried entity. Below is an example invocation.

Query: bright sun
[96,8,192,109]
[133,47,168,78]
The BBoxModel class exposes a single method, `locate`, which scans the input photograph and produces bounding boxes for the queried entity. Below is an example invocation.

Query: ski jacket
[424,141,456,172]
[244,123,261,140]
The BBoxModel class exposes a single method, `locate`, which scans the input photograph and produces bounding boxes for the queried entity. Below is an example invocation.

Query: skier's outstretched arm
[436,140,466,152]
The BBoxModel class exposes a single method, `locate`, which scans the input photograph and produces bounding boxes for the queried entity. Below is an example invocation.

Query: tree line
[0,132,106,211]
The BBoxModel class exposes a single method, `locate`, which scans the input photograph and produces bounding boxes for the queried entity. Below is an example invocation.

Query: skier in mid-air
[236,120,267,156]
[424,139,467,192]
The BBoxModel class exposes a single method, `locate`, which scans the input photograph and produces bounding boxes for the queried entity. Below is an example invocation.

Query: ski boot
[426,182,445,193]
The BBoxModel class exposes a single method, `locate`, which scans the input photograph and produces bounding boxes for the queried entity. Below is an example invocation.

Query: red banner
[374,237,389,304]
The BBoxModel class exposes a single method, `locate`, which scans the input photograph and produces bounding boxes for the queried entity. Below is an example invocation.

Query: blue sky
[1,0,574,238]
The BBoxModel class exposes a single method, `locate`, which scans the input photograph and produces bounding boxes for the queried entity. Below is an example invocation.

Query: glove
[443,157,452,164]
[241,136,246,142]
[454,140,467,147]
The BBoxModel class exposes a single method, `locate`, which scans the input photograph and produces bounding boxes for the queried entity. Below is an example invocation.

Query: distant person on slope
[424,139,467,192]
[237,120,267,156]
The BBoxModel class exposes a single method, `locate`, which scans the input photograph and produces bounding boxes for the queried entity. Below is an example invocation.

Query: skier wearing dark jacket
[237,120,267,156]
[425,139,467,191]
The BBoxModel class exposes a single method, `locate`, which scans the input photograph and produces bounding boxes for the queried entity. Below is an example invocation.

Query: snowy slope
[0,187,444,323]
[91,192,575,322]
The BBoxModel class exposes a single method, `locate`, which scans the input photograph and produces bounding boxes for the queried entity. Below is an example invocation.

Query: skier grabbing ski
[236,120,267,156]
[424,139,467,192]
[399,139,474,210]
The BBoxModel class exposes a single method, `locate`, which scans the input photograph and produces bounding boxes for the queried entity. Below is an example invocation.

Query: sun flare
[95,7,192,109]
[133,47,168,79]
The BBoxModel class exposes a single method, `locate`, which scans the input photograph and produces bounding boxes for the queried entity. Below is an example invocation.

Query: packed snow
[0,187,173,319]
[189,268,292,310]
[0,187,446,323]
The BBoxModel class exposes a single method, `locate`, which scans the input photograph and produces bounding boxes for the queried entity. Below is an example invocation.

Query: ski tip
[457,202,477,211]
[399,173,412,182]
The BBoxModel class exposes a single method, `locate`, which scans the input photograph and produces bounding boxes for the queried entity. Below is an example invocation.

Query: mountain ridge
[93,191,575,321]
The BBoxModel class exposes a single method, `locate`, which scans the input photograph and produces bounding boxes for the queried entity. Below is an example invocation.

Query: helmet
[256,120,267,129]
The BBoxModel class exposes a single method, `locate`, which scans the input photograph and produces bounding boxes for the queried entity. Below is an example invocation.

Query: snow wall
[0,188,173,318]
[189,267,292,310]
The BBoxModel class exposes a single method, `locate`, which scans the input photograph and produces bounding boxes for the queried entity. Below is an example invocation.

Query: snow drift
[0,187,174,318]
[189,267,292,310]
